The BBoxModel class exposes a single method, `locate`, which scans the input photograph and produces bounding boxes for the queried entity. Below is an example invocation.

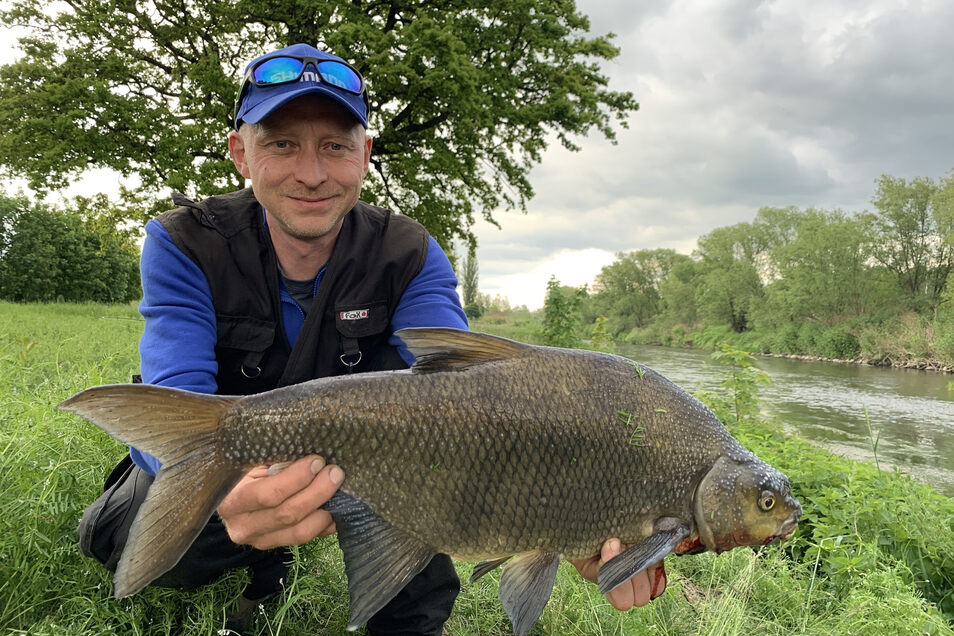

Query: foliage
[693,224,765,332]
[589,248,690,336]
[457,246,480,320]
[869,173,954,311]
[692,355,954,621]
[0,194,141,302]
[576,168,954,370]
[758,209,883,325]
[476,292,513,314]
[0,0,637,248]
[816,326,861,360]
[588,316,611,352]
[695,344,770,427]
[540,276,586,348]
[462,302,483,321]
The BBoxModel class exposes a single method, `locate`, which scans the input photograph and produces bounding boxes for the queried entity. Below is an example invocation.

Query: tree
[657,257,701,327]
[694,224,765,332]
[591,248,689,336]
[869,173,954,311]
[0,194,141,302]
[541,276,586,348]
[762,209,883,325]
[459,247,480,319]
[0,1,637,248]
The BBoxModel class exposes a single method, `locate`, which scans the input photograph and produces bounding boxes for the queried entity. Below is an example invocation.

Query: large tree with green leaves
[869,173,954,311]
[760,208,886,325]
[590,248,690,336]
[693,223,765,332]
[0,0,637,248]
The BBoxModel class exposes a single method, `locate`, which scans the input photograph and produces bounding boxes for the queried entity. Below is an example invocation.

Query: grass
[1,301,952,635]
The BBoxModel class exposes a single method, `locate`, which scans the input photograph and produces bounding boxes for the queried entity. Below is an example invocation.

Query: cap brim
[239,84,368,129]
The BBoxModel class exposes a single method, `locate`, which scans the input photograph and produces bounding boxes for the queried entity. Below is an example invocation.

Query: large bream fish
[61,328,801,635]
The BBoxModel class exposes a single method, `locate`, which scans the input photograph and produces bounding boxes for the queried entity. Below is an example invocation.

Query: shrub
[817,326,861,359]
[772,322,802,354]
[463,302,484,320]
[796,322,825,355]
[0,197,141,303]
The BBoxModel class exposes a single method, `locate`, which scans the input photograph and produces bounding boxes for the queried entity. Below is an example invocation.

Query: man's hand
[217,455,344,550]
[570,539,667,610]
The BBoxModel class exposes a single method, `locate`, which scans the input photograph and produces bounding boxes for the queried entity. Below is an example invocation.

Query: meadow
[1,301,952,635]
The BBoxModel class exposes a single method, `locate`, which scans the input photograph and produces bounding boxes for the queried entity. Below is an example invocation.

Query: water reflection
[616,344,954,497]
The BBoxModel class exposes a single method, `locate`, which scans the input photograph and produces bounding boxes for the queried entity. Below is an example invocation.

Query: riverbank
[759,350,954,373]
[627,320,954,376]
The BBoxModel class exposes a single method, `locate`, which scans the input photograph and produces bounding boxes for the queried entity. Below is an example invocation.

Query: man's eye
[329,143,343,151]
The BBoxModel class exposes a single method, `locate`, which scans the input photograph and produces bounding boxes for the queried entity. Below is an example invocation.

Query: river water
[615,344,954,498]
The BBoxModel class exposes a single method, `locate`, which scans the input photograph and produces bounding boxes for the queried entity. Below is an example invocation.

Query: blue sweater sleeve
[132,219,218,475]
[389,236,469,365]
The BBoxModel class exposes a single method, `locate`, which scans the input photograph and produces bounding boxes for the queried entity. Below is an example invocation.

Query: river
[615,344,954,498]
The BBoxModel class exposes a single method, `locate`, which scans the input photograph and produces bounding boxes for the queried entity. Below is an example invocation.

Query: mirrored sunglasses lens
[317,61,362,93]
[253,57,304,84]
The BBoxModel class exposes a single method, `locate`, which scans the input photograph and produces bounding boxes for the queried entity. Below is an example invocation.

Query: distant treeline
[0,193,143,303]
[554,169,954,368]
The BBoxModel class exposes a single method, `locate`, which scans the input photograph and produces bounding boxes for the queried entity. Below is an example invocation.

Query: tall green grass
[1,301,952,634]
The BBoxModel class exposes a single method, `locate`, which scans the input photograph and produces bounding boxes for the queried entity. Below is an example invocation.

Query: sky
[3,0,954,309]
[472,0,954,308]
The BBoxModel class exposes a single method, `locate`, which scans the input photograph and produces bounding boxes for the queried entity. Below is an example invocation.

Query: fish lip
[773,510,801,542]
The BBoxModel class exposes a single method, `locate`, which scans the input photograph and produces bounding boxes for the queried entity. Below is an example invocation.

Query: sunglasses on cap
[232,55,367,123]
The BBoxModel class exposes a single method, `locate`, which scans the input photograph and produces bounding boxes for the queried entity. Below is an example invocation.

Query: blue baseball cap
[233,43,368,130]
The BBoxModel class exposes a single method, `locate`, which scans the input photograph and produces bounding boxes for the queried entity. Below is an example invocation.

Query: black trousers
[78,456,460,635]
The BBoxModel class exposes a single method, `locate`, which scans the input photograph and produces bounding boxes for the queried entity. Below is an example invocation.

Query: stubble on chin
[269,207,349,242]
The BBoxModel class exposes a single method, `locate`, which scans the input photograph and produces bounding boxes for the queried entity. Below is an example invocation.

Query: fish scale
[60,327,801,635]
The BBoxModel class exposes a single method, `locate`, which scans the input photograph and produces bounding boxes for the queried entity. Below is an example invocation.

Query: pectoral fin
[324,492,436,631]
[498,551,561,636]
[597,525,689,594]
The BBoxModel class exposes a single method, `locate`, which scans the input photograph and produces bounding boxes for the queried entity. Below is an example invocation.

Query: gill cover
[694,454,800,553]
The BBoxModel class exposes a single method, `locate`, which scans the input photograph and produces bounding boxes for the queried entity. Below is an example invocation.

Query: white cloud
[479,245,616,311]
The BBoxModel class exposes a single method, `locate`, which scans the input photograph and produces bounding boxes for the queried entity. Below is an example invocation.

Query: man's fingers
[650,562,668,599]
[218,455,324,518]
[242,508,338,550]
[601,538,622,563]
[264,463,344,530]
[218,456,345,548]
[571,542,667,611]
[249,455,328,509]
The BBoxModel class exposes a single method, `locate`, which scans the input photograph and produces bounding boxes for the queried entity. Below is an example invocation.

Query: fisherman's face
[228,95,372,242]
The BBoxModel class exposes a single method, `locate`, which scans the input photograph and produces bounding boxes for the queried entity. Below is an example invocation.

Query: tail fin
[60,384,244,597]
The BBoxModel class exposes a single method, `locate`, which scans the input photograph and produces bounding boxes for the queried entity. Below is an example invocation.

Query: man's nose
[294,146,328,187]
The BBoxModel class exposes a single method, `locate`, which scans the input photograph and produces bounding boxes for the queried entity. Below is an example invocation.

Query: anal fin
[597,524,689,594]
[498,551,561,636]
[324,491,436,631]
[470,555,513,583]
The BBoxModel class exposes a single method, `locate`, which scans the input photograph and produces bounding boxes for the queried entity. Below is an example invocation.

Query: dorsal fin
[396,328,532,373]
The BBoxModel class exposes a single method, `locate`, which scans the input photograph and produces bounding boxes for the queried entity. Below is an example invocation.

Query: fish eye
[759,491,776,511]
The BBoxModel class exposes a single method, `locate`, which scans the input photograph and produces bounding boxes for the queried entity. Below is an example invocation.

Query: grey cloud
[474,0,954,305]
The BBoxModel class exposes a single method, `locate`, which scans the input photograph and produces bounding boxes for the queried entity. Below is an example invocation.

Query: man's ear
[228,129,251,179]
[363,134,373,175]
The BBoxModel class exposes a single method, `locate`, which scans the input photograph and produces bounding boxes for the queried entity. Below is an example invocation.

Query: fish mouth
[767,509,801,543]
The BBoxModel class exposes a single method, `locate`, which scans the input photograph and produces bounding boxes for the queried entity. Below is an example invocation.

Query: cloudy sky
[473,0,954,308]
[3,1,953,309]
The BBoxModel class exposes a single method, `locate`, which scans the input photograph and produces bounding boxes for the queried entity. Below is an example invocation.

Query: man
[77,43,665,634]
